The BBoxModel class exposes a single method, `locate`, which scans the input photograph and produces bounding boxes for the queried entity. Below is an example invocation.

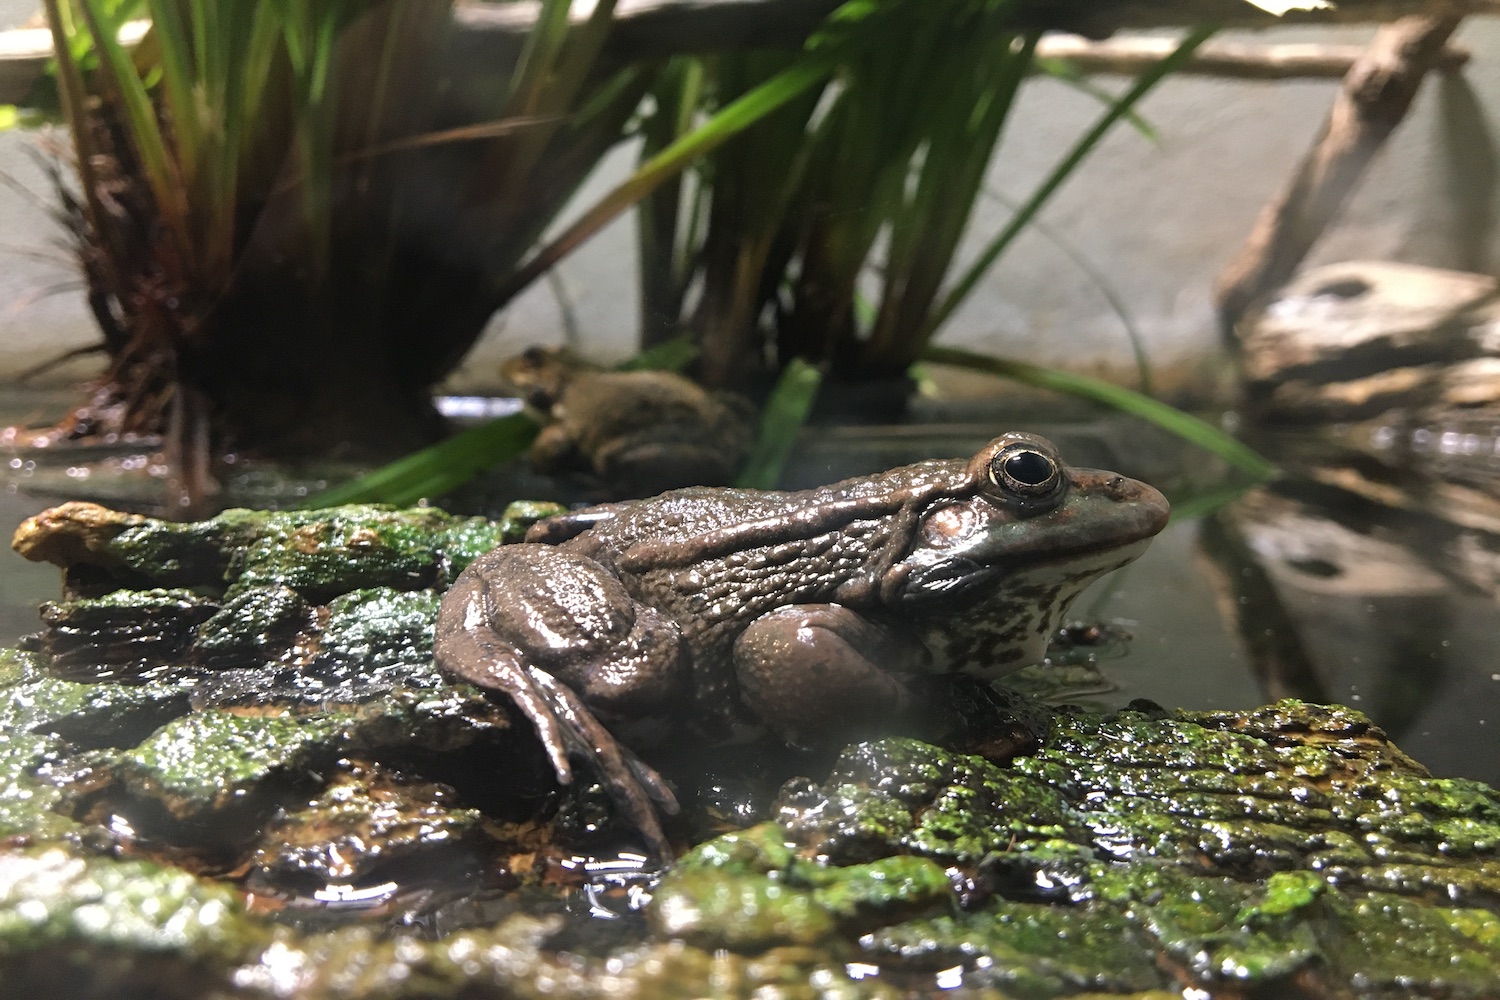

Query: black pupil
[1004,450,1054,487]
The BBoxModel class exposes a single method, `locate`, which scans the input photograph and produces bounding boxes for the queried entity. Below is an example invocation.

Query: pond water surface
[1,393,1495,788]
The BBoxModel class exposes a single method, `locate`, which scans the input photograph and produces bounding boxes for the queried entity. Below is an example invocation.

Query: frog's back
[564,459,962,554]
[548,460,964,663]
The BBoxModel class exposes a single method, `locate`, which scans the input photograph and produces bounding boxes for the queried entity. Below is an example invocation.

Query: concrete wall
[3,4,1497,397]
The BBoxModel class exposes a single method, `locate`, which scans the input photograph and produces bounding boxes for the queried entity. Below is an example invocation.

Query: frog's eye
[988,443,1063,501]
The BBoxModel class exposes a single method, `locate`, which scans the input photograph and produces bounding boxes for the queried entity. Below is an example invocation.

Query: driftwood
[452,0,1500,56]
[1214,10,1468,339]
[0,0,1492,105]
[1038,33,1469,80]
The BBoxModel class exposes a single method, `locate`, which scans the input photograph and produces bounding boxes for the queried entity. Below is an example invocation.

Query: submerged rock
[4,503,1500,997]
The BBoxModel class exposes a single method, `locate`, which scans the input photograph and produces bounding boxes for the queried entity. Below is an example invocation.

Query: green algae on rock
[6,501,1500,997]
[12,502,537,600]
[4,695,1500,997]
[649,707,1500,997]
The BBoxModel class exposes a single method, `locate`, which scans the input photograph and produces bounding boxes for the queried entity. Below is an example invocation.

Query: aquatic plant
[634,7,1212,385]
[32,0,650,509]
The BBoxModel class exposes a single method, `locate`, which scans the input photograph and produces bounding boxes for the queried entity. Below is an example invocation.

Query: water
[0,394,1494,787]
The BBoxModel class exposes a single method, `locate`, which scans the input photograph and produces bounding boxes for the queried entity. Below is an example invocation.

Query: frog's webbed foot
[526,666,678,859]
[433,610,578,786]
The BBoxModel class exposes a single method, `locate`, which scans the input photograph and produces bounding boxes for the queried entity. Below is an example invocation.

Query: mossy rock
[5,697,1497,997]
[4,503,1500,997]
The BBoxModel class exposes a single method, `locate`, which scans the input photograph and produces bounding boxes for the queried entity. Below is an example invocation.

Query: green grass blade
[303,413,540,508]
[77,0,188,255]
[499,50,840,302]
[1162,479,1258,522]
[1033,56,1157,141]
[735,358,823,490]
[922,345,1276,481]
[618,337,700,372]
[926,25,1215,340]
[143,0,199,174]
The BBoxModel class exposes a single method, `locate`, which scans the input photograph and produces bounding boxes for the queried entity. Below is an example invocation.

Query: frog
[500,346,756,497]
[434,432,1170,857]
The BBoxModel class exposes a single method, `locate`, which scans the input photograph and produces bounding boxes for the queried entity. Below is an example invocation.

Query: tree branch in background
[1038,33,1468,80]
[1214,10,1467,341]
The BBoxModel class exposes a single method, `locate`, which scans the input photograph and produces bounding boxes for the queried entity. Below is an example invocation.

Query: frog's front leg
[732,604,930,748]
[435,545,688,857]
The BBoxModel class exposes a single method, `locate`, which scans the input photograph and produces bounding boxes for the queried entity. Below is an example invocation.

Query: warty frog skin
[435,432,1171,856]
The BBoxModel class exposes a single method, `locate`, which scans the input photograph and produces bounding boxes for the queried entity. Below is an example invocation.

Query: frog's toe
[527,667,677,860]
[433,612,575,785]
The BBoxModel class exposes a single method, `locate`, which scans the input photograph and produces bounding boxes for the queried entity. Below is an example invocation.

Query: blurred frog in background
[502,347,756,498]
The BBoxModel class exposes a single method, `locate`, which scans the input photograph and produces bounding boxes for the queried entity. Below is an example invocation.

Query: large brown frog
[435,433,1170,856]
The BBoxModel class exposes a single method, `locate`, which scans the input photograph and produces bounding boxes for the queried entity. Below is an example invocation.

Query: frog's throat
[918,537,1154,678]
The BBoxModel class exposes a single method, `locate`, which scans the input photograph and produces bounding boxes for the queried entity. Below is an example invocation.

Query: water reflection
[1188,437,1500,786]
[0,399,1495,790]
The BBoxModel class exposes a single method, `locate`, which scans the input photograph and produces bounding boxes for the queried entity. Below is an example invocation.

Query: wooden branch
[2,2,1488,105]
[1013,0,1492,36]
[453,0,1500,56]
[1214,11,1467,340]
[453,0,839,58]
[1037,33,1469,79]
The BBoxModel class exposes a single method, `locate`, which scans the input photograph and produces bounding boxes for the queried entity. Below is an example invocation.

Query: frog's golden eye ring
[987,442,1064,501]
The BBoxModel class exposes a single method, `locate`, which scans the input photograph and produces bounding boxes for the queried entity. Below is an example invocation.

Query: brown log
[1037,33,1469,80]
[453,0,1498,55]
[3,2,1487,105]
[1214,9,1468,340]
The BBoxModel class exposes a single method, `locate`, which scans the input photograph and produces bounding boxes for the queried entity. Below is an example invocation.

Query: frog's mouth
[896,536,1156,608]
[891,470,1169,609]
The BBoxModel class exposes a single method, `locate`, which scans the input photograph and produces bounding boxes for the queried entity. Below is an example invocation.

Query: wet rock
[34,588,219,678]
[776,737,1087,867]
[192,586,312,669]
[0,648,191,840]
[860,901,1163,996]
[7,501,1500,997]
[0,847,268,999]
[314,588,443,679]
[1,652,190,752]
[0,728,75,841]
[1239,260,1499,397]
[13,503,515,601]
[2,698,1499,997]
[72,710,352,860]
[249,763,486,895]
[647,703,1500,996]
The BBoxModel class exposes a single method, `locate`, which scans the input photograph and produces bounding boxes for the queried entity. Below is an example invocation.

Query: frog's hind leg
[434,613,678,859]
[733,603,929,749]
[433,600,577,786]
[435,545,687,860]
[526,667,678,858]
